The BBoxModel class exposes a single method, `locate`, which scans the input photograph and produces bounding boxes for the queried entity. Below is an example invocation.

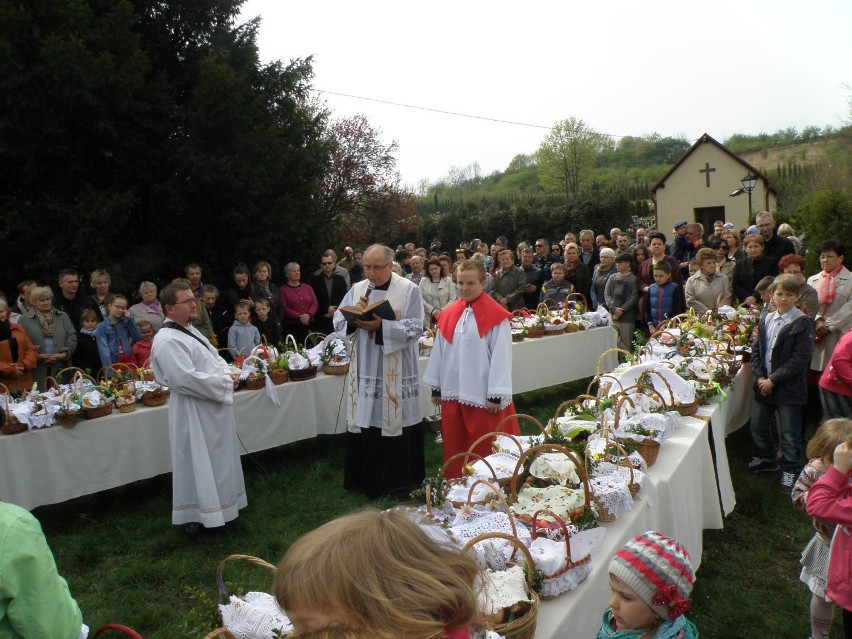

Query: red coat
[0,323,38,392]
[133,339,153,368]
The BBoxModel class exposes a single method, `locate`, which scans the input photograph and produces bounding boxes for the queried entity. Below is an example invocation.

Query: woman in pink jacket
[807,436,852,637]
[819,330,852,420]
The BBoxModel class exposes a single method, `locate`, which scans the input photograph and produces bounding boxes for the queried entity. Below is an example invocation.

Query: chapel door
[694,207,725,241]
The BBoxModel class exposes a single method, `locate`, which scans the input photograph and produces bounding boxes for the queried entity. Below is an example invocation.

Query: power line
[316,89,552,130]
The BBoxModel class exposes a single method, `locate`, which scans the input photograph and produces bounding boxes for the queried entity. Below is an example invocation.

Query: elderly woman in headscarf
[20,287,77,389]
[129,281,165,333]
[0,297,38,392]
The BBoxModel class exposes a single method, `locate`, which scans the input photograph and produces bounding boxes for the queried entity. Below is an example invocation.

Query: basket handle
[215,554,276,603]
[92,625,143,639]
[565,292,588,312]
[586,373,624,398]
[596,348,633,377]
[531,508,572,557]
[494,412,545,435]
[466,431,524,460]
[465,478,519,540]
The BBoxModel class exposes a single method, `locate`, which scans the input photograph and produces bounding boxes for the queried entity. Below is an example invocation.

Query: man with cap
[670,219,691,263]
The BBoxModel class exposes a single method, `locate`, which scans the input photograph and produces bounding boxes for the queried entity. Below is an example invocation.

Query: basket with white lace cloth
[428,479,532,561]
[213,554,292,639]
[529,509,605,599]
[510,444,591,530]
[584,434,638,522]
[462,531,539,639]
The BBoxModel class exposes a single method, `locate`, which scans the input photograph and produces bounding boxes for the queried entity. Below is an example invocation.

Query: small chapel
[650,133,778,234]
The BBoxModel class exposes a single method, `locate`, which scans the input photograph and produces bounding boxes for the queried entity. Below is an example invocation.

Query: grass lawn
[31,381,844,638]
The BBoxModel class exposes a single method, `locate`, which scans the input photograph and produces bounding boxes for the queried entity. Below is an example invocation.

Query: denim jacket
[94,316,142,369]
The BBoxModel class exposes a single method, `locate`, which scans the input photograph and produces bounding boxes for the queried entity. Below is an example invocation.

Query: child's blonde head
[273,509,481,638]
[807,419,852,462]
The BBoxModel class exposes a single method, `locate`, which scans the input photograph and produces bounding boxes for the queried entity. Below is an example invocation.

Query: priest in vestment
[150,282,247,534]
[423,259,520,479]
[333,244,425,499]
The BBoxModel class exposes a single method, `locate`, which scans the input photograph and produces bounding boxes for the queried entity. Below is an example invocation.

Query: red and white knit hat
[608,531,694,620]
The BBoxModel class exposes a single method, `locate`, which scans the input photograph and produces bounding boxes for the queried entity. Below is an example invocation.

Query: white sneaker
[779,471,796,492]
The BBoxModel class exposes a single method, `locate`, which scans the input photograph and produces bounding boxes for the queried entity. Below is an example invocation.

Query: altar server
[423,258,520,479]
[150,282,246,540]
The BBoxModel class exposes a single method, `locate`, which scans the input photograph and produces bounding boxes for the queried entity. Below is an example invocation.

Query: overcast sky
[239,0,851,188]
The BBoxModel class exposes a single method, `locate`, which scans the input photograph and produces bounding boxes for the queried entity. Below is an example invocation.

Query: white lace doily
[528,453,580,486]
[479,565,533,614]
[513,485,584,522]
[219,592,293,639]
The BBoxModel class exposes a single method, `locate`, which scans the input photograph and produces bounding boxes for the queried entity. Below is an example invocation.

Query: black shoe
[184,522,225,544]
[747,457,780,473]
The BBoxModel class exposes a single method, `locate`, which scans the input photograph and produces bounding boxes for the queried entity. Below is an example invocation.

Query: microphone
[364,282,375,300]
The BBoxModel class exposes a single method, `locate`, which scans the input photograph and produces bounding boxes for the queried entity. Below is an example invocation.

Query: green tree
[536,117,609,199]
[0,0,330,291]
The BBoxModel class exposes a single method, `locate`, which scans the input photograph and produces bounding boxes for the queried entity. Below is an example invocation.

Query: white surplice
[150,324,247,526]
[333,273,424,434]
[422,309,513,409]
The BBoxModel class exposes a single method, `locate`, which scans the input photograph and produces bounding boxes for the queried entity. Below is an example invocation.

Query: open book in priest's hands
[338,299,395,323]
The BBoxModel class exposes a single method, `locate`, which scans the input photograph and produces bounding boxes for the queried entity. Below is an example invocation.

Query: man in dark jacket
[53,268,98,330]
[311,251,349,335]
[755,211,795,261]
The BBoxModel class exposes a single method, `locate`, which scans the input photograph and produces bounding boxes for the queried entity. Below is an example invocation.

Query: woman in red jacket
[0,298,38,392]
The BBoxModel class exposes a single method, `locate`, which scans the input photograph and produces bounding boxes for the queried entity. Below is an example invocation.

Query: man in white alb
[150,282,246,539]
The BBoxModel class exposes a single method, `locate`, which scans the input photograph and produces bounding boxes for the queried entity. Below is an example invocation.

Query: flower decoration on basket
[111,381,137,414]
[267,354,289,385]
[320,337,350,376]
[240,355,269,390]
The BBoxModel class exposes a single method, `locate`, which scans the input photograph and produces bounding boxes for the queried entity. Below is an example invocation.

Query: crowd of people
[1,216,851,638]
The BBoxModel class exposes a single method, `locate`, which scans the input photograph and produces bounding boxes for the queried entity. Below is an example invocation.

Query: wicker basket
[83,402,113,420]
[0,383,27,435]
[209,554,278,639]
[55,410,80,428]
[530,508,593,599]
[268,369,288,385]
[510,444,591,528]
[244,374,266,390]
[141,388,169,407]
[461,532,540,639]
[637,438,661,467]
[322,362,349,376]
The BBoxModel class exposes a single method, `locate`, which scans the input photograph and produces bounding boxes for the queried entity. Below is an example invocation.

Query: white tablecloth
[536,415,723,638]
[0,327,617,510]
[694,363,753,515]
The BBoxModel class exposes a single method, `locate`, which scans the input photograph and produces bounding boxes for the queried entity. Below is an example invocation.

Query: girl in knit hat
[599,531,699,638]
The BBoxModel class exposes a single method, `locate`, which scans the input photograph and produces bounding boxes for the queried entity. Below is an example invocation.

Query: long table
[693,362,753,515]
[0,327,618,510]
[536,407,724,638]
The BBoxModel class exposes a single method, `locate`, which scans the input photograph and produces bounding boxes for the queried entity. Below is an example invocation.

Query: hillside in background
[419,126,847,215]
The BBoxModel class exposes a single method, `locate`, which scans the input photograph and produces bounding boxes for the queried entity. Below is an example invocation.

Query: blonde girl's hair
[807,418,852,462]
[273,509,482,638]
